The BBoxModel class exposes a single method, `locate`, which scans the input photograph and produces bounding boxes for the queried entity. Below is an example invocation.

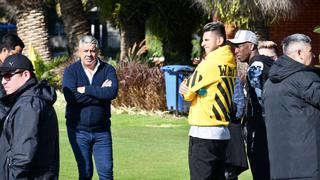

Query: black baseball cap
[0,54,34,74]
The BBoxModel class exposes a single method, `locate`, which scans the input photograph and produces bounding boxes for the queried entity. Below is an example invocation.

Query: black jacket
[263,55,320,179]
[0,78,59,180]
[245,55,274,124]
[0,84,10,136]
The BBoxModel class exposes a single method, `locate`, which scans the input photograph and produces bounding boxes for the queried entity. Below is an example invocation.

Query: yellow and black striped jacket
[184,45,236,126]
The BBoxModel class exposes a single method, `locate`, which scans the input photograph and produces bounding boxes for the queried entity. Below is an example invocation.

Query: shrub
[112,39,166,111]
[113,60,166,111]
[146,33,163,57]
[33,53,69,89]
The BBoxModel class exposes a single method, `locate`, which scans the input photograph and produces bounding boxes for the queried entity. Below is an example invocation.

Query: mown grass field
[54,92,252,179]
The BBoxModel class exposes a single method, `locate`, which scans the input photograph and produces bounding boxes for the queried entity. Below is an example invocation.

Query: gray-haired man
[62,35,118,180]
[263,34,320,179]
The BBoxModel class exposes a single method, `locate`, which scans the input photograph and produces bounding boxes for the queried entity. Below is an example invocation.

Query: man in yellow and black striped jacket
[179,22,236,180]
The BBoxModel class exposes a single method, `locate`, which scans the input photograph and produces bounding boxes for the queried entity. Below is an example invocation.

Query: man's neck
[82,59,100,76]
[248,50,259,64]
[86,64,96,71]
[82,59,98,71]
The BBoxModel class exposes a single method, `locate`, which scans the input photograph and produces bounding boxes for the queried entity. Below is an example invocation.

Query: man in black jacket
[0,33,25,135]
[229,30,274,180]
[263,34,320,179]
[0,54,59,180]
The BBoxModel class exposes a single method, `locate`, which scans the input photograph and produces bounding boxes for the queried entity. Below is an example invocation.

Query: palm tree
[192,0,301,20]
[118,1,151,62]
[97,0,152,62]
[190,0,303,83]
[0,0,52,61]
[98,0,205,64]
[148,0,205,64]
[191,0,302,39]
[58,0,91,60]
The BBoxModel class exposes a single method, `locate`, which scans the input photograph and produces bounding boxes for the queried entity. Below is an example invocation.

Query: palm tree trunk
[16,8,51,61]
[59,0,91,61]
[119,21,146,62]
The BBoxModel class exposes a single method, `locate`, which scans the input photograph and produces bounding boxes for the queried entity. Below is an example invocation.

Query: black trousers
[246,121,270,180]
[225,122,249,179]
[189,136,228,180]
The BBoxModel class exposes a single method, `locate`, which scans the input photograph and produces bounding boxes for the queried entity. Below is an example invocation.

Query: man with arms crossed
[62,35,118,180]
[179,22,236,180]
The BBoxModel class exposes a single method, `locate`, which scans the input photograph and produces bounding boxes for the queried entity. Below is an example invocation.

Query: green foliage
[191,38,201,58]
[213,0,251,28]
[147,0,202,41]
[112,2,122,27]
[146,8,172,42]
[33,53,68,88]
[95,0,118,26]
[96,0,205,65]
[96,0,152,28]
[146,31,163,57]
[314,26,320,34]
[123,39,159,65]
[106,57,118,68]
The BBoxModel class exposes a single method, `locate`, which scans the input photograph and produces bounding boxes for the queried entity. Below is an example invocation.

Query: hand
[179,79,189,95]
[77,86,85,93]
[102,79,112,87]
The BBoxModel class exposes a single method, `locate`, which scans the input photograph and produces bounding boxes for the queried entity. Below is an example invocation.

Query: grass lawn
[55,92,252,179]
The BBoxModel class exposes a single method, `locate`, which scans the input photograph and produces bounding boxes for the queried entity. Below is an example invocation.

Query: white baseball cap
[228,30,258,45]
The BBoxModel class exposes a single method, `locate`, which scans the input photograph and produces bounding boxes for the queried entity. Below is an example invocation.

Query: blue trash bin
[160,65,194,115]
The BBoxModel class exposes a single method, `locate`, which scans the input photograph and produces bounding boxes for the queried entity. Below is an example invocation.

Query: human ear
[1,48,9,55]
[21,70,31,80]
[217,36,224,46]
[249,43,255,51]
[296,49,305,63]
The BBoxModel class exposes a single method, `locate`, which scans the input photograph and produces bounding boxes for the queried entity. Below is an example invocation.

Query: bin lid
[160,65,194,73]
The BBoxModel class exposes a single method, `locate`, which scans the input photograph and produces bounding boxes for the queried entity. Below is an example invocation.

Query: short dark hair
[0,33,25,51]
[203,22,226,43]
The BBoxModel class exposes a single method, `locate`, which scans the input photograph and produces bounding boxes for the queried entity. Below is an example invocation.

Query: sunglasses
[1,70,25,81]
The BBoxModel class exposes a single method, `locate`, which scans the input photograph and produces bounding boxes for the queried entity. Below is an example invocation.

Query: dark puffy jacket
[263,55,320,179]
[0,79,59,180]
[0,85,10,136]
